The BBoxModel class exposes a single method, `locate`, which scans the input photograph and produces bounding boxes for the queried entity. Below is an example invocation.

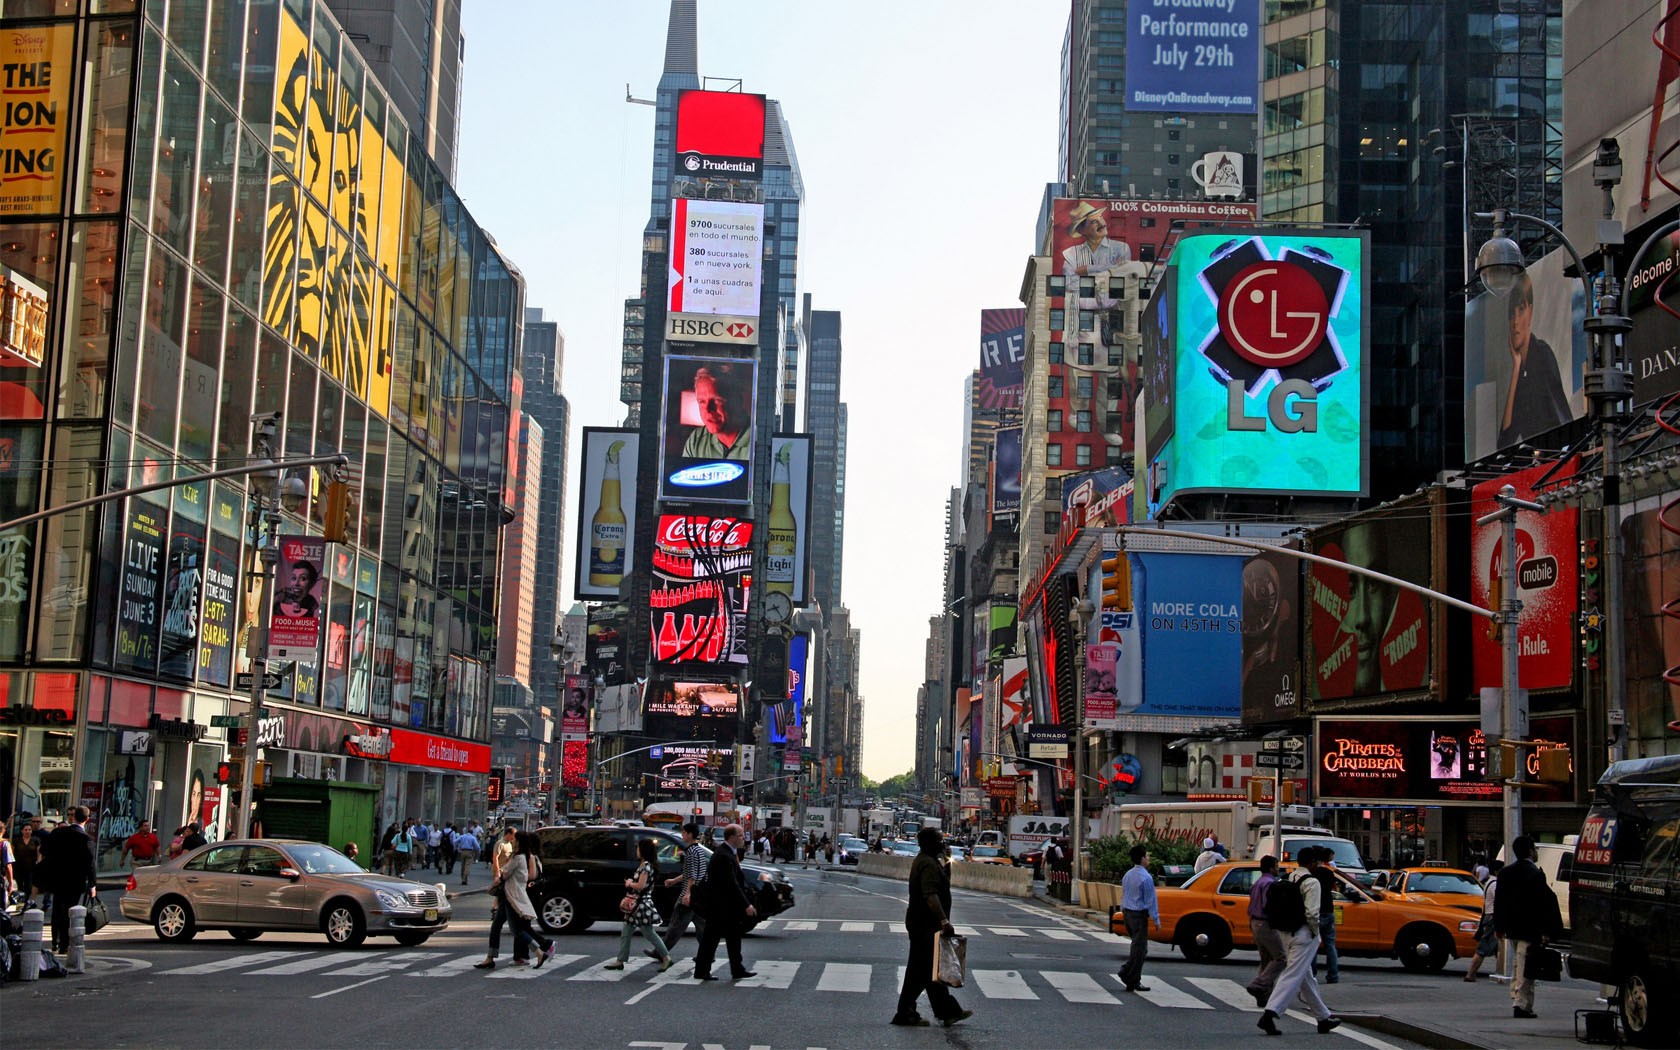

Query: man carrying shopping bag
[891,827,973,1029]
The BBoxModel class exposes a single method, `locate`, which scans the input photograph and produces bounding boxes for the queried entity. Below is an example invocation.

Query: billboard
[1240,547,1303,724]
[1616,209,1680,407]
[667,199,764,317]
[1125,0,1260,114]
[1149,230,1369,508]
[1136,551,1245,719]
[1052,197,1259,274]
[1315,716,1575,805]
[1000,657,1029,728]
[768,433,814,603]
[767,632,807,745]
[1470,459,1579,691]
[992,427,1022,518]
[0,24,74,216]
[976,308,1026,411]
[1463,246,1588,460]
[561,674,589,740]
[575,428,641,600]
[270,534,327,660]
[644,680,740,719]
[0,267,48,368]
[674,89,767,180]
[1062,467,1131,527]
[1307,494,1438,703]
[659,354,756,504]
[649,513,751,666]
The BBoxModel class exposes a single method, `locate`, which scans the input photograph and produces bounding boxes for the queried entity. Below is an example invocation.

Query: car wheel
[537,892,584,934]
[1396,926,1451,973]
[228,927,263,942]
[322,900,367,948]
[393,931,432,947]
[1620,970,1678,1047]
[1176,917,1232,962]
[153,898,197,943]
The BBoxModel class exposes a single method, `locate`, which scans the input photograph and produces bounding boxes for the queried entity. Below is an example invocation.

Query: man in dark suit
[1494,835,1564,1019]
[692,823,755,981]
[40,805,98,953]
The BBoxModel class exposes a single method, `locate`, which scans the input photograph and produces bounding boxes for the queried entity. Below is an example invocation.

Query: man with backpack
[1258,846,1340,1036]
[1246,855,1287,1005]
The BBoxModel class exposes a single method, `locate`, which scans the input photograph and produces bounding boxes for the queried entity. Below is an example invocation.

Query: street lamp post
[549,632,576,823]
[1068,598,1095,906]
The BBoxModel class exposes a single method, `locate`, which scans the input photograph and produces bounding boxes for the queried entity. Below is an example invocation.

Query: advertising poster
[0,267,47,368]
[976,308,1026,412]
[1316,716,1575,804]
[1000,657,1029,728]
[0,24,74,215]
[645,680,739,719]
[1062,467,1131,526]
[586,601,629,685]
[1084,644,1118,723]
[575,427,640,600]
[1241,547,1303,723]
[1463,245,1587,460]
[561,738,588,790]
[1052,197,1260,273]
[1308,499,1435,702]
[561,673,589,740]
[270,534,326,660]
[649,513,751,666]
[1619,501,1680,730]
[658,355,756,504]
[1154,231,1368,505]
[197,531,238,687]
[1095,607,1143,720]
[768,632,807,745]
[768,433,814,603]
[675,89,767,180]
[1470,459,1579,691]
[114,500,167,673]
[992,427,1022,518]
[1135,551,1245,719]
[667,199,763,316]
[1125,0,1261,113]
[1620,210,1680,405]
[158,528,204,680]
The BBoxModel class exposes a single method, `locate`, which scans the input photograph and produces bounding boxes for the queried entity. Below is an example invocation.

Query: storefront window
[55,221,119,420]
[0,424,44,661]
[1,720,76,824]
[33,425,100,661]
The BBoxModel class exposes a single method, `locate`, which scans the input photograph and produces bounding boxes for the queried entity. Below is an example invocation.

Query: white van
[1497,835,1577,932]
[1253,831,1368,876]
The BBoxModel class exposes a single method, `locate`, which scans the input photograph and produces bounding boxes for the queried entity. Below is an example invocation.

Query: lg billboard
[1146,230,1369,511]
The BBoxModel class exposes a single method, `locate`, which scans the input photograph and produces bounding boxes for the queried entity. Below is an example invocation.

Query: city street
[5,868,1439,1050]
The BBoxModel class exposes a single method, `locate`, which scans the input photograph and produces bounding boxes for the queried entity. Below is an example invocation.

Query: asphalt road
[8,866,1426,1050]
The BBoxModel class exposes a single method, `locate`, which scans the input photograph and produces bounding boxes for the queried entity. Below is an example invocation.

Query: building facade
[0,0,515,869]
[520,308,569,707]
[802,299,846,619]
[322,0,463,181]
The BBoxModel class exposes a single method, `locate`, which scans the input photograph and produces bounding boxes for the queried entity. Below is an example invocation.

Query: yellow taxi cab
[1109,860,1480,972]
[1378,867,1484,915]
[964,845,1015,865]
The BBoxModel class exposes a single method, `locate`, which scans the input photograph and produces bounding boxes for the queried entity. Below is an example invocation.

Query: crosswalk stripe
[1041,929,1082,941]
[838,922,873,933]
[569,957,654,982]
[1183,976,1258,1010]
[1130,976,1212,1010]
[251,952,389,976]
[972,969,1037,1000]
[327,952,448,978]
[733,960,799,989]
[782,920,819,931]
[408,954,485,977]
[985,927,1027,937]
[1043,970,1121,1005]
[160,951,298,975]
[488,954,585,979]
[816,962,870,993]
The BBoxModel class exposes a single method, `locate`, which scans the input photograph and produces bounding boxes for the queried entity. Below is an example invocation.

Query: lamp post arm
[1474,209,1595,307]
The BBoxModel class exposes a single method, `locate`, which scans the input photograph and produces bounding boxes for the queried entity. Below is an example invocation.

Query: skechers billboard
[659,355,756,504]
[1145,230,1368,511]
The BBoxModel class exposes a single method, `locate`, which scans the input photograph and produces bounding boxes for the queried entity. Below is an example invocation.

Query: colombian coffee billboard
[659,355,756,504]
[1052,197,1259,275]
[1307,494,1439,703]
[575,428,641,600]
[1469,458,1579,691]
[1315,715,1576,804]
[648,513,751,666]
[1148,230,1368,509]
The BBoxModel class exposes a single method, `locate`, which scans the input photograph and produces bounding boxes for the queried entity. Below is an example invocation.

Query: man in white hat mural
[1060,200,1132,284]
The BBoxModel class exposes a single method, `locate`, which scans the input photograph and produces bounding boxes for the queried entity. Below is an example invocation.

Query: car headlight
[1459,920,1479,933]
[375,891,407,910]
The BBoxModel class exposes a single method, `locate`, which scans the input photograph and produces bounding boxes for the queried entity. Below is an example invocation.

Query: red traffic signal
[487,770,505,803]
[215,762,232,785]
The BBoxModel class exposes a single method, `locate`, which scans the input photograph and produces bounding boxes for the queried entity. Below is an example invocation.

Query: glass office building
[0,0,520,868]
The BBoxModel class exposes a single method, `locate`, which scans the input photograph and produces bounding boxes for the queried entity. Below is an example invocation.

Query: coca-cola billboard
[649,513,751,666]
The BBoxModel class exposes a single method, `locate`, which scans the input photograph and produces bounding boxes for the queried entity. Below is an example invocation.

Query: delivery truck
[1099,801,1326,859]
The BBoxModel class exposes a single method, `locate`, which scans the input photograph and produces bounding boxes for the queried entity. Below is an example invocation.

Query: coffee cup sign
[1190,151,1244,198]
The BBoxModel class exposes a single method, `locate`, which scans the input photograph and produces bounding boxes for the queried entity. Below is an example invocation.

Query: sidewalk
[1027,888,1615,1050]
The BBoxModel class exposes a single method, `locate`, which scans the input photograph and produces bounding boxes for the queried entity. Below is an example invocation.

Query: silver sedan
[120,839,451,948]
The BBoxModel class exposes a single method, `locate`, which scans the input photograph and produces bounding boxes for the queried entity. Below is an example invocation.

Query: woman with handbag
[498,831,556,967]
[605,837,672,971]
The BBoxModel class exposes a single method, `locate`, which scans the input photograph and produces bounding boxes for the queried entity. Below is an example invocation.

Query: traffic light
[487,768,505,803]
[707,750,722,770]
[834,754,844,778]
[1101,554,1132,610]
[216,762,233,785]
[1536,747,1572,784]
[322,478,352,543]
[1486,577,1503,641]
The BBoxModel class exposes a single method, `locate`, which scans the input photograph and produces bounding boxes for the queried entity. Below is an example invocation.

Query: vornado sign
[667,312,758,346]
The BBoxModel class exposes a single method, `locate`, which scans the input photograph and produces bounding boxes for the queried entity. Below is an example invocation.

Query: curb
[1338,1014,1486,1050]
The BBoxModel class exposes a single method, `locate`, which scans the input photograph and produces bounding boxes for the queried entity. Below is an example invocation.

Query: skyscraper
[324,0,464,179]
[522,308,571,705]
[803,299,847,619]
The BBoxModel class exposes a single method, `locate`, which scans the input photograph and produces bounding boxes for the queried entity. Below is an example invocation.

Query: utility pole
[238,415,283,839]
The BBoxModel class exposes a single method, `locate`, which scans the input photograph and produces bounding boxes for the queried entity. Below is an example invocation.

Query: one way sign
[236,671,286,691]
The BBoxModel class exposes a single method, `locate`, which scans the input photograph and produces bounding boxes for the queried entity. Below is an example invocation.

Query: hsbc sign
[668,312,758,346]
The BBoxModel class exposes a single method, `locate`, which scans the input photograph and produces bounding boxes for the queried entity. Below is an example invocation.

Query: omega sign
[667,312,758,346]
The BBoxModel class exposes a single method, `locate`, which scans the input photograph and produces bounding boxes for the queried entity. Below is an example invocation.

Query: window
[243,846,289,877]
[1044,509,1061,534]
[1076,411,1092,432]
[1048,410,1063,432]
[1048,375,1064,398]
[1078,343,1095,366]
[1075,444,1092,466]
[186,845,245,872]
[1107,444,1126,466]
[1047,275,1065,296]
[1077,376,1093,400]
[1079,277,1096,298]
[1218,868,1259,895]
[1046,443,1062,466]
[1048,309,1065,330]
[1048,341,1064,364]
[1108,346,1124,366]
[1078,311,1094,332]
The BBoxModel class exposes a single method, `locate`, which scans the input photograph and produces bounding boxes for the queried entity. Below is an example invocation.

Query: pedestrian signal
[487,770,505,803]
[216,762,232,785]
[1101,555,1132,611]
[322,479,353,543]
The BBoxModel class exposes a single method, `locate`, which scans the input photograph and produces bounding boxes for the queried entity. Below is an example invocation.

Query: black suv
[530,825,795,934]
[1568,754,1680,1047]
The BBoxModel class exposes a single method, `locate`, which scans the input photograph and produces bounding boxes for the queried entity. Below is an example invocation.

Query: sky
[455,2,1065,781]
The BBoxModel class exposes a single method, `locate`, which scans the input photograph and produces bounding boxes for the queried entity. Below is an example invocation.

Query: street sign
[235,671,285,691]
[1256,752,1305,770]
[210,715,243,728]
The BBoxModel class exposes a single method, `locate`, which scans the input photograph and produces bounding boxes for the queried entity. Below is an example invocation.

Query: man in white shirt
[1194,837,1223,873]
[1259,847,1339,1035]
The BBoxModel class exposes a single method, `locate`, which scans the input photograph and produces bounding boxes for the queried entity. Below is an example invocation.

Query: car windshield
[1406,872,1483,896]
[1286,838,1364,870]
[973,847,1004,858]
[286,843,365,875]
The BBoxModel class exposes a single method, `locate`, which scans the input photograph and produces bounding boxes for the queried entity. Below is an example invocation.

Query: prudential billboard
[1126,0,1261,114]
[1147,230,1368,510]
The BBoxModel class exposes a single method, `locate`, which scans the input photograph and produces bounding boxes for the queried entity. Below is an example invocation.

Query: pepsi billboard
[1145,230,1368,511]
